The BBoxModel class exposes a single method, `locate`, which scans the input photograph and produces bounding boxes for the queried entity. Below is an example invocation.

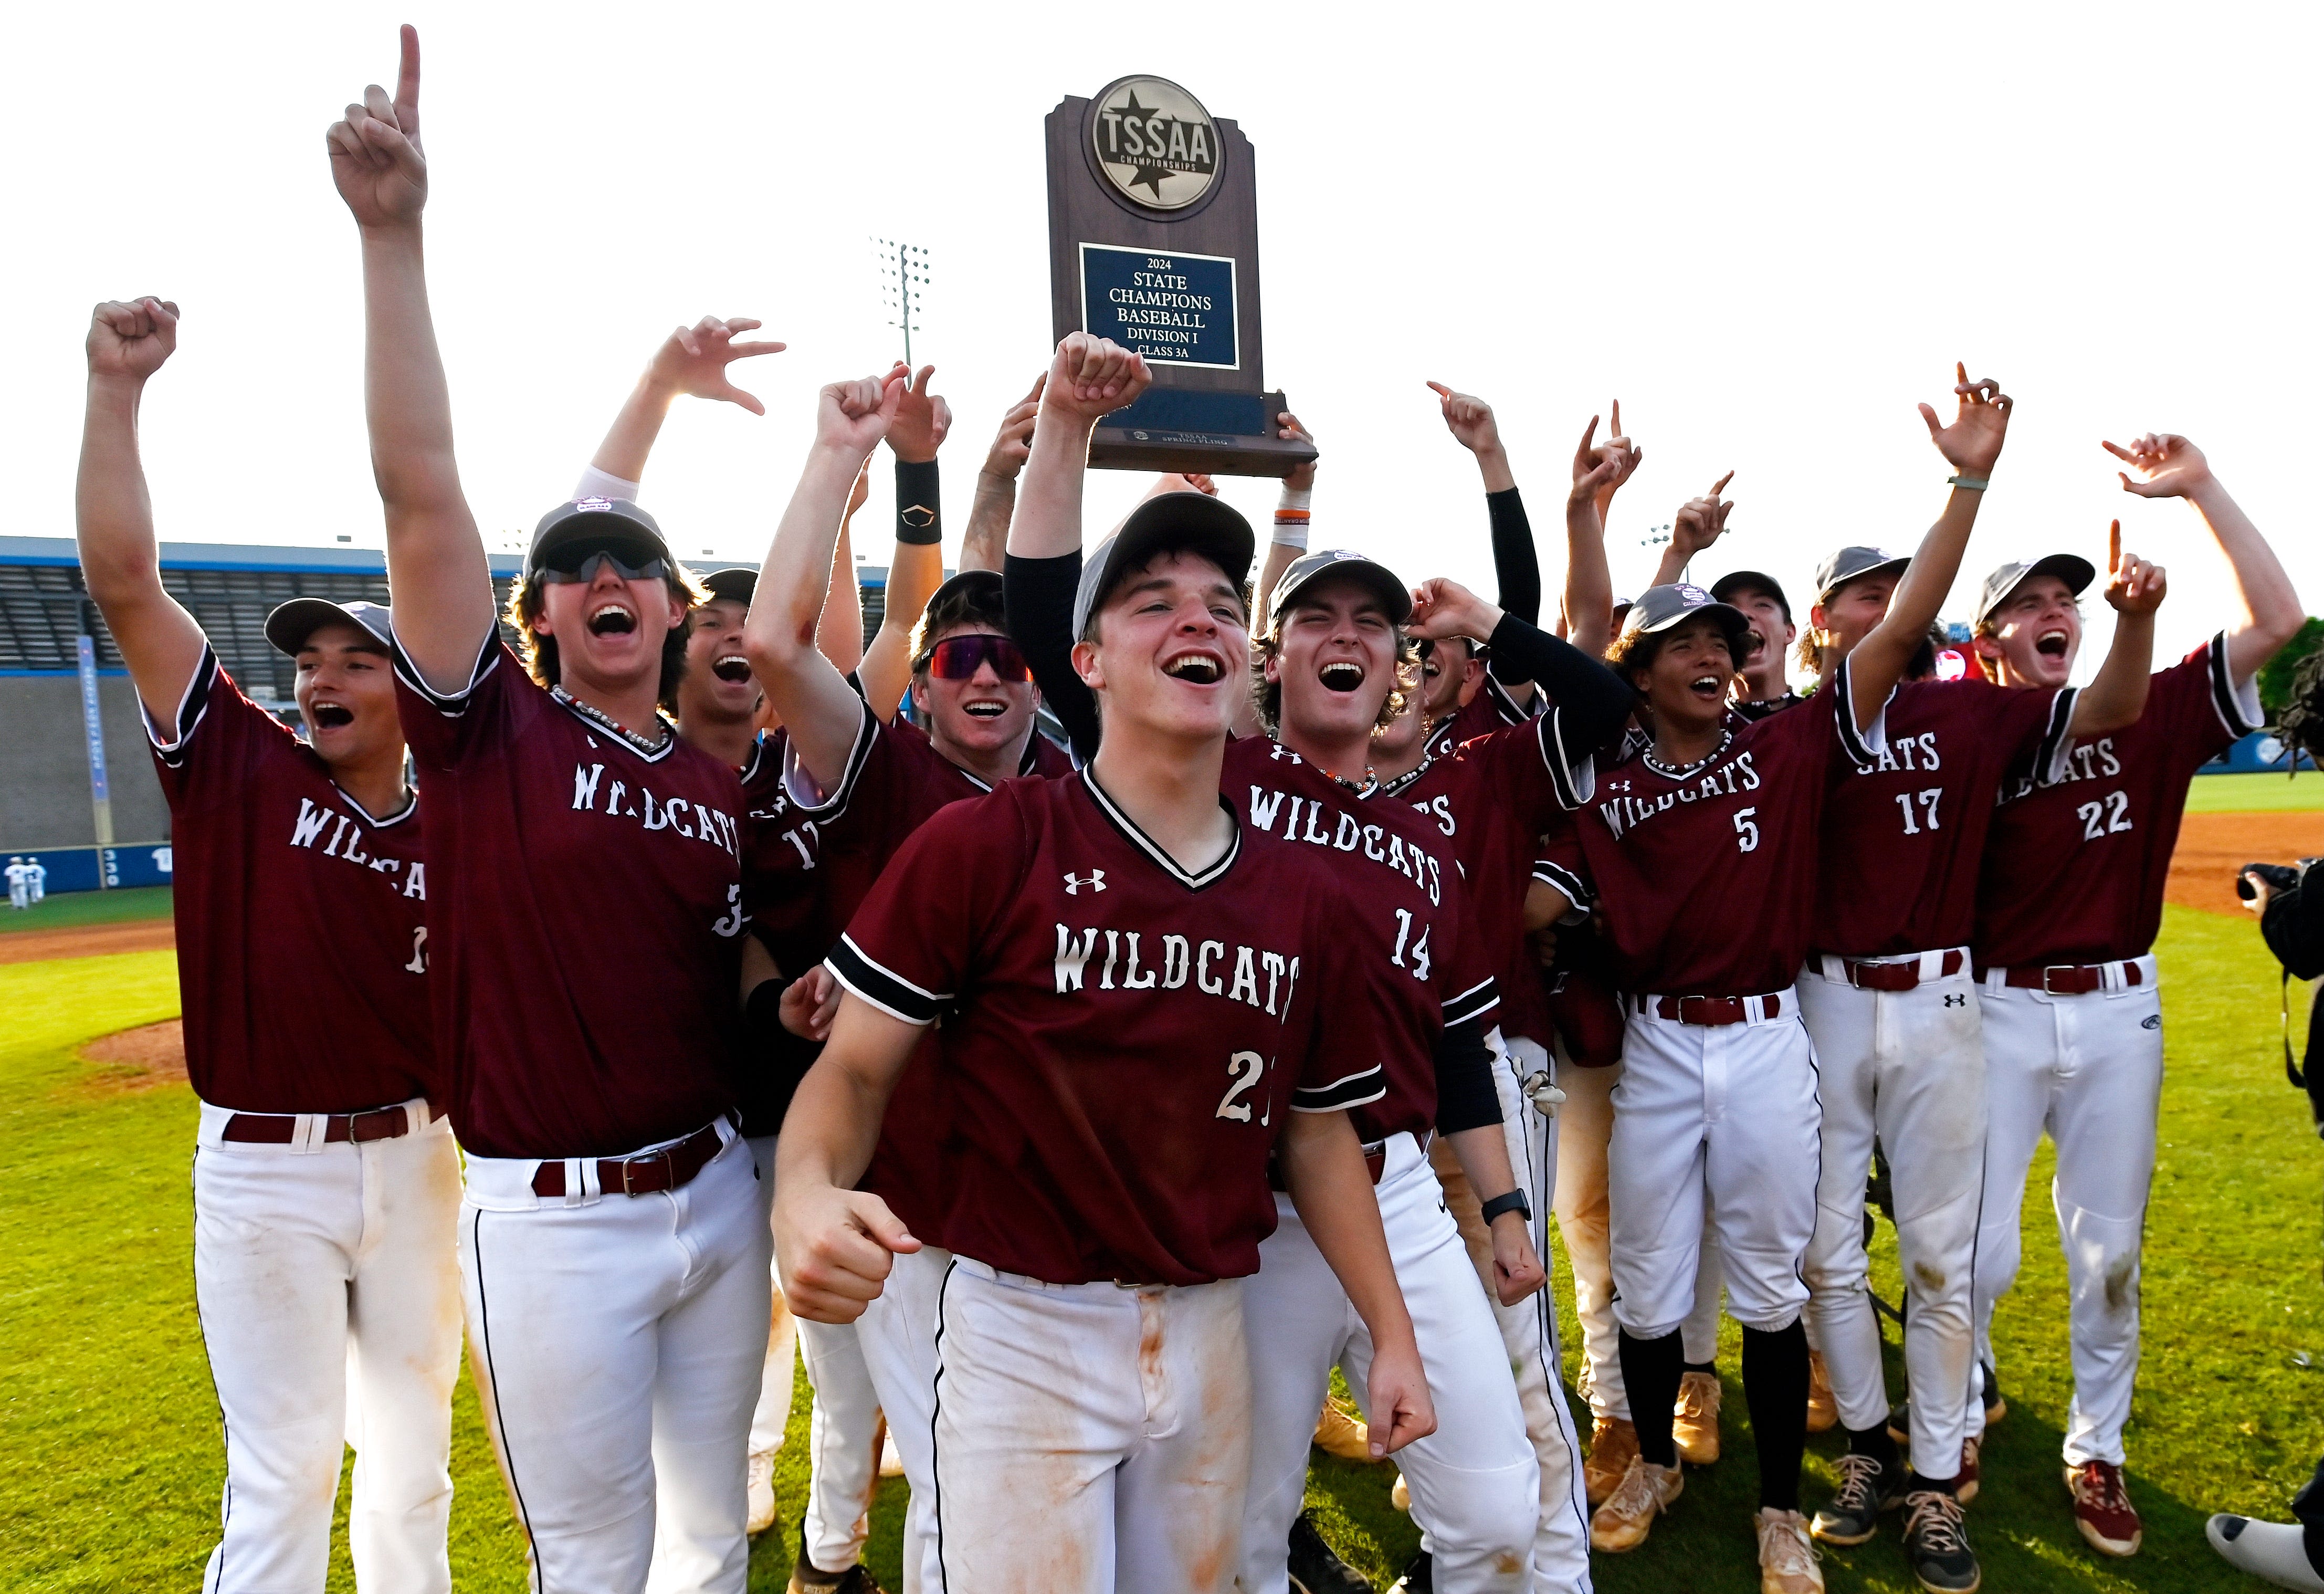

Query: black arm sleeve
[1003,550,1100,763]
[742,976,828,1131]
[1485,610,1636,754]
[1432,1013,1502,1135]
[1486,487,1541,658]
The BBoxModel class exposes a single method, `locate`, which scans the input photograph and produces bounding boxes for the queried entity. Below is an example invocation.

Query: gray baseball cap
[1813,546,1911,605]
[1711,569,1792,621]
[528,496,675,578]
[1266,548,1411,636]
[264,597,395,657]
[1070,492,1255,639]
[1975,553,2096,625]
[1618,582,1751,653]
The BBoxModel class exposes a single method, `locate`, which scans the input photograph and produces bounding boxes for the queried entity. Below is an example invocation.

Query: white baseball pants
[1796,954,1985,1477]
[1969,959,2163,1467]
[1433,1034,1595,1592]
[743,1137,797,1466]
[1608,995,1820,1338]
[1242,1132,1539,1594]
[461,1122,771,1594]
[857,1242,950,1594]
[794,1318,887,1575]
[191,1101,462,1594]
[906,1251,1249,1592]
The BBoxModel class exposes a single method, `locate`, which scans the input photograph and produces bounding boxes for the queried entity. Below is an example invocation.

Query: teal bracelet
[1948,474,1991,491]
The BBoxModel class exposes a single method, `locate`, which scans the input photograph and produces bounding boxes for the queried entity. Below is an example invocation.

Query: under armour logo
[1064,871,1106,895]
[1943,993,1968,1008]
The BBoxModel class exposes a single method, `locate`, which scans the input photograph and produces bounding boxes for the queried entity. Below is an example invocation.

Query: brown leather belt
[1818,950,1967,991]
[220,1102,442,1145]
[1991,960,2145,996]
[1635,992,1783,1026]
[531,1119,728,1198]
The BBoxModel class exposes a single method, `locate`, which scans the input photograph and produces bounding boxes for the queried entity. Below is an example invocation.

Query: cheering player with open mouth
[1532,366,2014,1594]
[331,30,765,1591]
[775,333,1431,1593]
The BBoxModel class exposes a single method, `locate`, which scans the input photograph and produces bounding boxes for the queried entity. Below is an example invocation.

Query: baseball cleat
[1757,1507,1826,1593]
[1674,1369,1723,1465]
[2207,1514,2324,1593]
[1811,1451,1903,1545]
[1313,1393,1379,1463]
[1956,1435,1980,1506]
[1389,1548,1434,1592]
[1287,1510,1374,1594]
[1980,1362,2006,1426]
[2067,1461,2142,1557]
[745,1450,777,1536]
[788,1543,889,1594]
[1584,1415,1639,1507]
[1589,1456,1682,1552]
[1805,1350,1838,1434]
[1902,1490,1980,1592]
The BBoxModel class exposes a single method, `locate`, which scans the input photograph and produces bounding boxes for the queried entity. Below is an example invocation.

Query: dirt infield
[74,1019,187,1094]
[2168,811,2324,916]
[0,919,176,966]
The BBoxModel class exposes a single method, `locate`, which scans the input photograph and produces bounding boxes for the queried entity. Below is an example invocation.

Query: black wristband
[895,457,942,545]
[1480,1189,1532,1226]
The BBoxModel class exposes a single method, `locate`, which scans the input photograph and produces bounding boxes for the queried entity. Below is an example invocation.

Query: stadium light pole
[73,595,115,880]
[872,237,931,364]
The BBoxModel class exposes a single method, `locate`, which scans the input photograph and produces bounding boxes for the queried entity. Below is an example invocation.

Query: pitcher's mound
[77,1019,187,1094]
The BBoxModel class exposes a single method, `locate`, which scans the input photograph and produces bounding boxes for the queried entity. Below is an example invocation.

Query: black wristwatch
[1480,1189,1531,1226]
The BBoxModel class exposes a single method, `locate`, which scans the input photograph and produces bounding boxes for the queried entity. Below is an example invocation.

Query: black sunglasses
[537,547,668,585]
[924,633,1032,682]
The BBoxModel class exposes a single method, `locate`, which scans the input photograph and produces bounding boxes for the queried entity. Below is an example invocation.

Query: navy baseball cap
[1976,553,2095,625]
[264,597,395,657]
[1618,582,1751,656]
[697,567,759,604]
[1711,569,1791,621]
[1071,492,1255,639]
[528,496,675,578]
[1813,546,1911,605]
[1267,548,1412,637]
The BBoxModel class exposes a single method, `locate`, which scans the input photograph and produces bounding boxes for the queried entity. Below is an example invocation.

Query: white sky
[12,2,2317,686]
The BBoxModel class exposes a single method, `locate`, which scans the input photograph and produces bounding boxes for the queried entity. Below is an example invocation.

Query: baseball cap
[1617,582,1751,656]
[1070,491,1256,639]
[1813,546,1911,605]
[1266,548,1412,636]
[697,567,758,605]
[528,496,675,579]
[263,597,395,657]
[1710,569,1791,621]
[1975,553,2097,626]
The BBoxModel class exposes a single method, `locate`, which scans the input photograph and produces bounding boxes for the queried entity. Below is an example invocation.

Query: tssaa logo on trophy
[1089,77,1219,211]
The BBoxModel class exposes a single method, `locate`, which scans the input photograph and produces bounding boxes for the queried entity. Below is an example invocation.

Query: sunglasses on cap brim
[536,547,669,584]
[922,633,1033,682]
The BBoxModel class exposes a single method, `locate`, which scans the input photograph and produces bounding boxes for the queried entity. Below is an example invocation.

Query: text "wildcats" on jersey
[572,762,741,857]
[1245,787,1443,905]
[289,798,426,899]
[1053,924,1301,1015]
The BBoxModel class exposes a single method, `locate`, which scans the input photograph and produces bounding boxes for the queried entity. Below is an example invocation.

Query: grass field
[0,885,172,934]
[2188,771,2324,813]
[4,903,2319,1591]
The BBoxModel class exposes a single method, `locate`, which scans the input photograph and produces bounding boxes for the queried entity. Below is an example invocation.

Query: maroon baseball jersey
[146,648,433,1113]
[1814,677,2078,956]
[393,638,745,1159]
[826,770,1387,1286]
[1223,736,1498,1142]
[1539,660,1883,994]
[1425,672,1531,761]
[741,728,824,977]
[1384,709,1592,1047]
[1975,634,2259,968]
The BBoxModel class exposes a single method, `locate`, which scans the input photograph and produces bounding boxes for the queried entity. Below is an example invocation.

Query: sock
[1907,1471,1955,1496]
[1847,1422,1899,1474]
[1742,1321,1810,1513]
[1617,1327,1686,1470]
[1683,1359,1718,1376]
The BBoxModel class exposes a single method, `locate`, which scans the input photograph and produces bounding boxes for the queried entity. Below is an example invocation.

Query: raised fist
[887,364,953,465]
[1042,334,1151,428]
[1428,382,1500,456]
[815,371,908,459]
[326,26,428,230]
[87,299,180,383]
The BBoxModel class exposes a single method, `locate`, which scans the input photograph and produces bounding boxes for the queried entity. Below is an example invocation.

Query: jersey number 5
[1216,1050,1268,1125]
[1732,806,1760,853]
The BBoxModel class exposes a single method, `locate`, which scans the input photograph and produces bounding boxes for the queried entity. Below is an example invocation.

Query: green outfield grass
[2187,770,2324,813]
[2,905,2316,1590]
[0,884,172,934]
